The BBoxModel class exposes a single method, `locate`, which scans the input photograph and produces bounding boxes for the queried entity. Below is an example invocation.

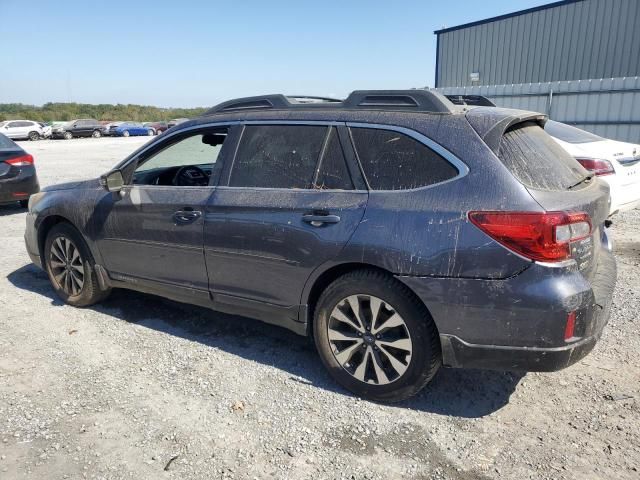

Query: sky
[1,0,550,108]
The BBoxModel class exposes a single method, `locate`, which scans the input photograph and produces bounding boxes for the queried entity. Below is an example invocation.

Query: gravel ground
[0,137,638,479]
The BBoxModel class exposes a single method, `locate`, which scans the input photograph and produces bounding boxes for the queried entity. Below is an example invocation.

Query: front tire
[44,223,111,307]
[314,270,441,402]
[63,131,73,140]
[122,130,130,137]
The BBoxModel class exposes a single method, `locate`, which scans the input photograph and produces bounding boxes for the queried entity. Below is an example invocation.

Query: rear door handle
[174,208,202,224]
[302,213,341,227]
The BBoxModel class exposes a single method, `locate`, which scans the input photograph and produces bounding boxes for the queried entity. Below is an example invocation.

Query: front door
[205,123,368,312]
[94,126,233,299]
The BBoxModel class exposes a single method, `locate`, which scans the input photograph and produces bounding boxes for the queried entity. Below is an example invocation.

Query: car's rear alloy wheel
[147,129,154,136]
[28,131,40,141]
[63,132,72,140]
[92,130,101,138]
[314,270,441,402]
[123,130,130,137]
[328,295,412,385]
[49,236,85,296]
[44,223,111,307]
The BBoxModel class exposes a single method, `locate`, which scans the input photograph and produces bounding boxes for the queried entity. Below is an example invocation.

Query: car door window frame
[122,125,240,189]
[218,121,367,191]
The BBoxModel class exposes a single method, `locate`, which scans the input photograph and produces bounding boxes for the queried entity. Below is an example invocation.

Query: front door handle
[174,208,202,224]
[302,213,341,227]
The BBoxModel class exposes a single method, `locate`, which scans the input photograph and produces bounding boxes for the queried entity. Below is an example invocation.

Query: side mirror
[100,170,124,193]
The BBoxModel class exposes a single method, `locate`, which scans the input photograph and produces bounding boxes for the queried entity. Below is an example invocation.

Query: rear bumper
[0,169,40,204]
[440,324,603,371]
[398,246,616,372]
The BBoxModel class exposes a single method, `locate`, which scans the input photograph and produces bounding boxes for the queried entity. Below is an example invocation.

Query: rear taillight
[575,158,614,176]
[468,211,592,262]
[5,154,34,167]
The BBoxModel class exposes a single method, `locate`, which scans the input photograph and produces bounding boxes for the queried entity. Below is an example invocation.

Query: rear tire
[313,269,441,402]
[28,131,40,141]
[92,130,101,138]
[147,129,154,136]
[44,223,111,307]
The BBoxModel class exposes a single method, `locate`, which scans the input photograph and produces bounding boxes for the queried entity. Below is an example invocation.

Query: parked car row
[0,118,190,141]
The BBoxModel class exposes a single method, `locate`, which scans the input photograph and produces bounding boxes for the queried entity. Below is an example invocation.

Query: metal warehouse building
[434,0,640,142]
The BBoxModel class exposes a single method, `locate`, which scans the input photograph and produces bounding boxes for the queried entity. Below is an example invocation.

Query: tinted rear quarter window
[230,125,327,189]
[350,127,458,190]
[498,122,588,190]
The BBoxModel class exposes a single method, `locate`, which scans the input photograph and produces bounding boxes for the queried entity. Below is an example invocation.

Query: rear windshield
[498,122,588,191]
[0,133,18,149]
[544,120,604,144]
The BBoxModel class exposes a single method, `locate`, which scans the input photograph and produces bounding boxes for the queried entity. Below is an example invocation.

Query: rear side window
[350,127,458,190]
[313,128,353,190]
[230,125,327,188]
[498,122,588,190]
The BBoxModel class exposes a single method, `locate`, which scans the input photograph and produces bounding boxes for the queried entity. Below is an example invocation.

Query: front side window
[133,129,227,187]
[229,125,327,189]
[350,127,459,190]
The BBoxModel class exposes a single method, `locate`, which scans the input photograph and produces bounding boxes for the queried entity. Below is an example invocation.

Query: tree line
[0,102,208,123]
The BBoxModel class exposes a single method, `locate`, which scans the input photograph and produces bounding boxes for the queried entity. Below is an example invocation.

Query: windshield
[544,120,604,144]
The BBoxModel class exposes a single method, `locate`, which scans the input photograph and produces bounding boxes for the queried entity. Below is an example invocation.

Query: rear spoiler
[465,107,547,155]
[445,95,496,107]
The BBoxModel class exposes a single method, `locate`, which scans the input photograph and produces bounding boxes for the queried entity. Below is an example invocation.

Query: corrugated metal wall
[436,0,640,88]
[436,77,640,143]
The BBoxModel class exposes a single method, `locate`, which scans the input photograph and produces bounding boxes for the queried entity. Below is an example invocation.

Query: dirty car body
[24,91,616,401]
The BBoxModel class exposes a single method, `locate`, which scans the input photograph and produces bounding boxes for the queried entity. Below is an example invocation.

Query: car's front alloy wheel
[49,236,85,296]
[44,223,111,307]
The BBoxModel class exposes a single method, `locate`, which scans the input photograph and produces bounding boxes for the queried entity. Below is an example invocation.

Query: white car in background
[545,120,640,215]
[0,120,52,141]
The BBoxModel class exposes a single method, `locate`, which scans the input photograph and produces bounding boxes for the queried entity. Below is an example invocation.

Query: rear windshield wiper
[567,174,594,190]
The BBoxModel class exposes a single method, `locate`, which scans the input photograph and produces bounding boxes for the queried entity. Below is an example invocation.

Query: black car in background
[51,119,103,139]
[0,133,40,208]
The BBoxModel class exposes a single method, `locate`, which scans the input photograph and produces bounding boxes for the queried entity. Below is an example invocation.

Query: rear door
[204,122,368,310]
